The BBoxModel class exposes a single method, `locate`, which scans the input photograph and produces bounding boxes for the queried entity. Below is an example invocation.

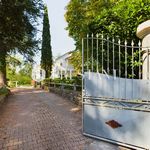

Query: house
[51,51,74,79]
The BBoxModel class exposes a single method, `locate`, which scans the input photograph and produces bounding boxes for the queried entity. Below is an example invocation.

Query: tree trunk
[0,50,7,86]
[45,70,48,78]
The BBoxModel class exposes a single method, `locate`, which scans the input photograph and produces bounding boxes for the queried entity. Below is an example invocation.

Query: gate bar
[107,36,110,74]
[138,41,141,79]
[102,34,104,73]
[125,40,127,78]
[118,39,121,78]
[131,40,134,78]
[83,133,147,150]
[92,33,94,72]
[82,37,84,133]
[87,34,89,71]
[113,38,115,76]
[96,34,99,72]
[147,48,149,79]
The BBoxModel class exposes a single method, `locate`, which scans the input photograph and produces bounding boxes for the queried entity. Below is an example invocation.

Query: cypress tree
[41,6,52,78]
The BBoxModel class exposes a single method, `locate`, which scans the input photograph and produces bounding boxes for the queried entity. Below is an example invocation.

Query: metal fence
[49,83,82,105]
[82,34,150,102]
[49,82,82,91]
[82,34,150,150]
[82,34,150,79]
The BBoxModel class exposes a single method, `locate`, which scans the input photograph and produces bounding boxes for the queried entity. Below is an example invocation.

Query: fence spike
[92,33,94,37]
[138,40,141,47]
[107,35,109,40]
[112,37,115,42]
[87,34,89,38]
[131,40,134,46]
[125,40,127,45]
[101,33,104,40]
[118,39,121,44]
[96,33,99,38]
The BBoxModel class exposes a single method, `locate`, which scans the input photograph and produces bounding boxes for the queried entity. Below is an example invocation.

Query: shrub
[8,74,31,87]
[0,86,10,96]
[43,76,82,86]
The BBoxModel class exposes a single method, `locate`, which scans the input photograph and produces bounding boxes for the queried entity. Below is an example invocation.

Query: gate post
[137,20,150,79]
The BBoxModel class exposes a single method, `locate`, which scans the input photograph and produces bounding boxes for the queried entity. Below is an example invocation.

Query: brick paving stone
[0,88,131,150]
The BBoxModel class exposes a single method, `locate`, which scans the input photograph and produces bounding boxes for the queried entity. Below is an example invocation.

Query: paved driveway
[0,88,130,150]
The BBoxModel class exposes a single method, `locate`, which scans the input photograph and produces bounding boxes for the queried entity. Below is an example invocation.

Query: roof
[55,50,74,61]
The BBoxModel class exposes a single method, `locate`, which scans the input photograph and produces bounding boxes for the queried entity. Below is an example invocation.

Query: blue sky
[43,0,75,57]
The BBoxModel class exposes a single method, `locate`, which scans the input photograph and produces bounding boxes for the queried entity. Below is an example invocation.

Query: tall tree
[65,0,150,78]
[65,0,116,50]
[0,0,43,86]
[41,6,52,78]
[65,0,87,50]
[69,50,82,74]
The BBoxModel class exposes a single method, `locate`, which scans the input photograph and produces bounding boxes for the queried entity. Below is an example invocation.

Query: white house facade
[51,51,74,79]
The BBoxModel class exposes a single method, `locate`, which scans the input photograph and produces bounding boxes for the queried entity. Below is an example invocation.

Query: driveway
[0,88,130,150]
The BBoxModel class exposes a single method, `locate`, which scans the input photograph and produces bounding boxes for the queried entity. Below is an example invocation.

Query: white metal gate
[82,34,150,150]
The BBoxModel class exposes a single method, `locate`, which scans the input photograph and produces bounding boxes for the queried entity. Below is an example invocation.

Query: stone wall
[0,95,7,106]
[49,86,82,106]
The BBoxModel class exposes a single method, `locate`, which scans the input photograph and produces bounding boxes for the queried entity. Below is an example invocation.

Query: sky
[42,0,75,57]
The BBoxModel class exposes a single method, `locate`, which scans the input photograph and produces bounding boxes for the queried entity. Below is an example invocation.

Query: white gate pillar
[137,20,150,79]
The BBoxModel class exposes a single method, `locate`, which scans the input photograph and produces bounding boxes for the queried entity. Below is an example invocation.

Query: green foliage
[0,0,43,85]
[69,50,82,74]
[43,76,82,85]
[7,59,32,87]
[17,75,31,85]
[0,0,43,54]
[6,55,21,67]
[42,78,51,86]
[65,0,150,78]
[19,63,32,77]
[65,0,150,46]
[6,55,21,76]
[0,86,10,96]
[94,0,150,42]
[71,76,82,85]
[41,5,53,78]
[65,0,88,49]
[8,74,31,87]
[65,0,118,49]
